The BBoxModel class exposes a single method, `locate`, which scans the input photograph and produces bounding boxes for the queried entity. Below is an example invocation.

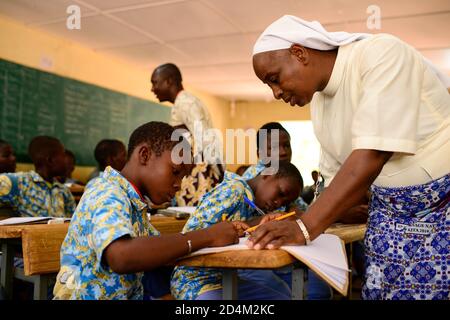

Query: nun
[247,15,450,300]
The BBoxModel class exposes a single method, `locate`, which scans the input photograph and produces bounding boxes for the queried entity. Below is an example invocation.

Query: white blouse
[311,34,450,187]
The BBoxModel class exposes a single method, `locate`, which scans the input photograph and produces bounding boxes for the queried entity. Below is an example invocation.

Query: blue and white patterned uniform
[362,174,449,300]
[171,171,257,300]
[242,160,308,212]
[0,171,75,217]
[53,166,159,300]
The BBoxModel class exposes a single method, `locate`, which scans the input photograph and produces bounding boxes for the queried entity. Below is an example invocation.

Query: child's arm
[0,174,20,206]
[184,182,244,231]
[103,221,238,274]
[88,189,240,275]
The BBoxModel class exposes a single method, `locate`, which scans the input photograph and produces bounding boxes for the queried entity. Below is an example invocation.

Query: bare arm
[248,149,392,249]
[104,221,238,274]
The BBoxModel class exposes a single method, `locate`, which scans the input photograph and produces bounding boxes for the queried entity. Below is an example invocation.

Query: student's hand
[206,222,239,247]
[246,220,304,250]
[231,221,250,237]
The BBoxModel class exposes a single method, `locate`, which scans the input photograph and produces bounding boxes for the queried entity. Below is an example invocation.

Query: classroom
[0,0,449,306]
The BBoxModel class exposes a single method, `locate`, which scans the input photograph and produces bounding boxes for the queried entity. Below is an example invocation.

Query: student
[243,122,331,299]
[242,122,308,212]
[0,136,75,218]
[57,150,83,186]
[53,122,240,300]
[87,139,127,181]
[0,139,16,173]
[170,161,302,300]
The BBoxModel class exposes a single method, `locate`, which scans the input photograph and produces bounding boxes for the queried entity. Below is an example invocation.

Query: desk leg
[1,242,14,300]
[222,269,238,300]
[292,267,306,300]
[34,275,50,300]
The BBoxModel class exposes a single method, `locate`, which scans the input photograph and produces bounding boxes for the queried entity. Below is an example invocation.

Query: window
[280,121,320,187]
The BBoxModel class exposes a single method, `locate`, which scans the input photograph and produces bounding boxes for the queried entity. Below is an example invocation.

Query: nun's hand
[259,212,285,225]
[246,220,305,250]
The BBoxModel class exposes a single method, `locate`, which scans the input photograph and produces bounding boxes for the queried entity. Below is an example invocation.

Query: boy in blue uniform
[0,136,75,217]
[243,122,332,299]
[53,122,240,300]
[242,122,308,212]
[87,139,127,182]
[171,161,303,300]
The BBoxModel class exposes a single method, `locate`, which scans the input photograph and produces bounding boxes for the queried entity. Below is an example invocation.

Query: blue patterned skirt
[362,174,449,300]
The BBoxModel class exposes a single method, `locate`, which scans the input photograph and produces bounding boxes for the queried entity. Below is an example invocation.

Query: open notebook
[187,233,350,296]
[0,217,71,226]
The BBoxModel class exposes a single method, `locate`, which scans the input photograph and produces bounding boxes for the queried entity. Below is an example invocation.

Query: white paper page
[186,237,249,257]
[281,234,349,271]
[309,257,347,283]
[0,216,52,226]
[309,258,347,291]
[167,207,196,214]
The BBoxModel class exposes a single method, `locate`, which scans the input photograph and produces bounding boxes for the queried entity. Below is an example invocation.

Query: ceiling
[1,0,449,102]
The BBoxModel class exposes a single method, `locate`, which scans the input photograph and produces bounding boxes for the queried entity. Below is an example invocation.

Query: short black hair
[65,149,76,163]
[94,139,126,169]
[28,136,63,166]
[155,63,182,86]
[262,161,303,190]
[127,121,182,159]
[257,122,290,150]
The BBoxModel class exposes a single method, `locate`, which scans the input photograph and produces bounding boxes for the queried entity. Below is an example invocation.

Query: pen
[245,211,296,234]
[243,196,265,216]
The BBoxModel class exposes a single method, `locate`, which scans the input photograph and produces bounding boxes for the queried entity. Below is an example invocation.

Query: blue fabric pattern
[362,174,449,300]
[0,171,75,217]
[53,166,159,300]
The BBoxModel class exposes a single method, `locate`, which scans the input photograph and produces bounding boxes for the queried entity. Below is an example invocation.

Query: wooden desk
[177,223,367,300]
[0,216,187,299]
[177,249,302,300]
[325,223,367,244]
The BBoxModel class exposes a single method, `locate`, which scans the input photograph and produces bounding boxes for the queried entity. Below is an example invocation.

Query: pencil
[222,214,227,222]
[245,211,296,233]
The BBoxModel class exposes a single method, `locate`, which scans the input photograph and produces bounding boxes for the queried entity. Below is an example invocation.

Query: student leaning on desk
[53,121,242,300]
[0,136,75,218]
[171,162,302,300]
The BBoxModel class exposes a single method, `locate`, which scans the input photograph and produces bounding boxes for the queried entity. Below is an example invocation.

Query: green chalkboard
[0,59,170,166]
